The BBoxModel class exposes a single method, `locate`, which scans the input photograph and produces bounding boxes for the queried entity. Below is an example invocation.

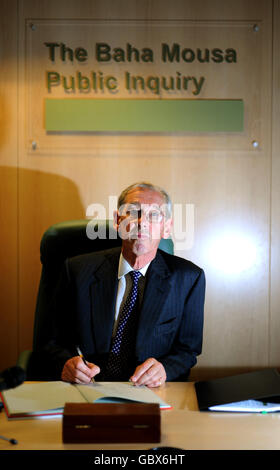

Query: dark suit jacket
[44,247,205,381]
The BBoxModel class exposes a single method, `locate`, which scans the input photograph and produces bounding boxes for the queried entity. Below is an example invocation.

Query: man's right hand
[61,356,100,384]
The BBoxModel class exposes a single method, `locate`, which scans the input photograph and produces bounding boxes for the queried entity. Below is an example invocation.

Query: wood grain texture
[0,0,278,380]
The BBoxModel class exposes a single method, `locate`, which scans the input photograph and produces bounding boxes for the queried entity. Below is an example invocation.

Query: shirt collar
[118,252,151,279]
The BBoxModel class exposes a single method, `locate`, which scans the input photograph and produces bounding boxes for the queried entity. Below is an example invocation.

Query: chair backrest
[33,219,174,350]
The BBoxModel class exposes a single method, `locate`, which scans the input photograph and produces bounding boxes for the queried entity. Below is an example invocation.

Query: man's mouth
[136,232,150,239]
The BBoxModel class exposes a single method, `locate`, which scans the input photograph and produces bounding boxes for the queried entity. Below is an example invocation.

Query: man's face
[114,187,172,258]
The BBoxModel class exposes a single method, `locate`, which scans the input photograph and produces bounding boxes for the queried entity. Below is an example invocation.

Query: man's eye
[125,210,138,218]
[148,211,162,221]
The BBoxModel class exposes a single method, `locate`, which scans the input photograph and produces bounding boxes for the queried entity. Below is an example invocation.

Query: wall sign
[25,20,262,153]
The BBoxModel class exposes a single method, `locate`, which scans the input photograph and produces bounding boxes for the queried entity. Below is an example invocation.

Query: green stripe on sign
[45,99,244,132]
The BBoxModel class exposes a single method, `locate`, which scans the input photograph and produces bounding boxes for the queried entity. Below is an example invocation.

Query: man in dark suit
[46,182,205,387]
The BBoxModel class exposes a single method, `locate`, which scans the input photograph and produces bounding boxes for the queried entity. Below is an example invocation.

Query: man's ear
[162,217,173,239]
[113,210,119,231]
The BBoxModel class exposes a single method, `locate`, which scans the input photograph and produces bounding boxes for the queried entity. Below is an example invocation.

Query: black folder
[195,368,280,411]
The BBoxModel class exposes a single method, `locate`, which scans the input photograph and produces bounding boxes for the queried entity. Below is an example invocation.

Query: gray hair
[118,182,172,217]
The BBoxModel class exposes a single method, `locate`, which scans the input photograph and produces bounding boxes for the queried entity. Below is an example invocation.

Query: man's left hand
[130,358,166,387]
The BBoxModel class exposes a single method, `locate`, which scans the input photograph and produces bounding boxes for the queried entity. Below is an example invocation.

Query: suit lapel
[136,250,172,352]
[90,249,120,354]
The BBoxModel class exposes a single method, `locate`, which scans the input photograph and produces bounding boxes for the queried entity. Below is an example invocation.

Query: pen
[76,346,95,383]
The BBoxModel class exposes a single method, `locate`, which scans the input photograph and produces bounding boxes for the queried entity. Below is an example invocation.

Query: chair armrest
[17,350,32,372]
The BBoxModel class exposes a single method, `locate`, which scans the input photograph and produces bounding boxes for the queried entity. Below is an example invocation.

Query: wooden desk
[1,382,280,451]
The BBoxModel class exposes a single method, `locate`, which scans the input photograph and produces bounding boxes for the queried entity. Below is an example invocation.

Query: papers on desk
[0,381,171,419]
[209,399,280,413]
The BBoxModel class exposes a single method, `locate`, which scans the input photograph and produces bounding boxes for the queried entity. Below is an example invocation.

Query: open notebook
[0,381,171,419]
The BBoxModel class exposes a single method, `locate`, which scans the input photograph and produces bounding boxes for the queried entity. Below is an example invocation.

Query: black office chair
[17,219,174,379]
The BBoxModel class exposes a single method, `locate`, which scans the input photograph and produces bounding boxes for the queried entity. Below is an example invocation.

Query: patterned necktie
[104,270,142,380]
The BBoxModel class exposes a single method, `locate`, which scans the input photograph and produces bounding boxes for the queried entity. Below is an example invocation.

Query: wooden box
[62,402,161,443]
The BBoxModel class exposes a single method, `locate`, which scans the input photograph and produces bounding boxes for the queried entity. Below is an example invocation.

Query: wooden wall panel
[270,0,280,366]
[0,0,18,370]
[0,0,278,381]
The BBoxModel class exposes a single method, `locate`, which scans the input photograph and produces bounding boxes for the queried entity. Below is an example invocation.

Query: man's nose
[137,211,148,225]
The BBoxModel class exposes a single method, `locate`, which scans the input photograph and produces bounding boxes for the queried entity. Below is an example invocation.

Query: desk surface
[1,382,280,451]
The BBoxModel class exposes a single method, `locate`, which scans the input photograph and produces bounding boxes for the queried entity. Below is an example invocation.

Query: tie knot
[130,270,142,285]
